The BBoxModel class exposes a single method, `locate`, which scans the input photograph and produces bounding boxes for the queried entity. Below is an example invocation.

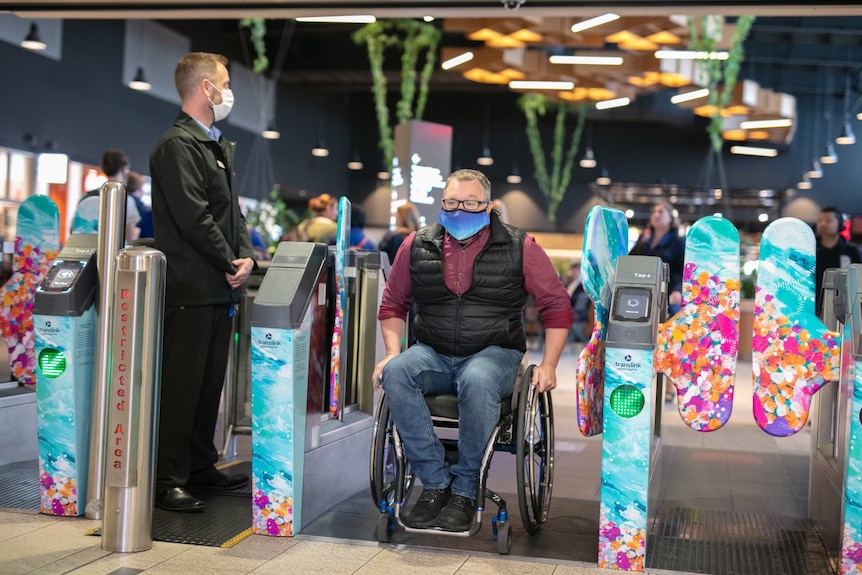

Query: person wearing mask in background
[72,149,141,242]
[295,193,338,243]
[349,205,376,249]
[815,206,862,316]
[379,202,422,265]
[126,170,153,239]
[629,200,685,316]
[149,52,256,512]
[372,169,572,532]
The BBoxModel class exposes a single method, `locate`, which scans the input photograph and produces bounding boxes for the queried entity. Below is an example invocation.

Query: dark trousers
[156,303,232,493]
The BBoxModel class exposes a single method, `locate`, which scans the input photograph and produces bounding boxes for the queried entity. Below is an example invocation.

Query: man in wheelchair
[372,169,572,531]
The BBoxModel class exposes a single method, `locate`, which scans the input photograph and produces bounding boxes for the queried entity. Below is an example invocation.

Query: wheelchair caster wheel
[496,522,511,554]
[376,513,393,543]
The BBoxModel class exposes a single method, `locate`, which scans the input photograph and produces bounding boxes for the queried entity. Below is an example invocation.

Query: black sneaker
[439,494,476,531]
[404,487,449,528]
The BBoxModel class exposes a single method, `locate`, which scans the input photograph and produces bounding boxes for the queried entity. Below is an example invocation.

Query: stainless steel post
[85,181,127,519]
[101,247,166,553]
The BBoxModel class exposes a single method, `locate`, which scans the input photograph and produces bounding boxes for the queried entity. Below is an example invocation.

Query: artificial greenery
[518,93,587,223]
[688,16,756,151]
[240,18,269,73]
[353,20,441,174]
[245,188,302,249]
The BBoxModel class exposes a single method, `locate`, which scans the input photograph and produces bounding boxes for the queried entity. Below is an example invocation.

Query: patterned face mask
[437,208,490,241]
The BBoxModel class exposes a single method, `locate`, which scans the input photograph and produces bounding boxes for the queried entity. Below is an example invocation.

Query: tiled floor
[0,347,824,575]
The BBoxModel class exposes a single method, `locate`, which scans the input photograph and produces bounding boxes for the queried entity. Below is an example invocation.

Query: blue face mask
[437,209,490,241]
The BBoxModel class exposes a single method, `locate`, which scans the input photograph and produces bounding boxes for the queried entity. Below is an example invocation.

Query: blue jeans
[381,343,523,500]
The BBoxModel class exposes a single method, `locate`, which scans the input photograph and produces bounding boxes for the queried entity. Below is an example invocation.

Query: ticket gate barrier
[250,242,384,536]
[599,255,668,571]
[33,233,98,516]
[837,264,862,571]
[811,267,851,563]
[218,262,268,459]
[101,246,166,552]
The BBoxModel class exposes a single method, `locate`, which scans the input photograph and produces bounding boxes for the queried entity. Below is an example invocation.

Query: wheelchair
[369,363,554,554]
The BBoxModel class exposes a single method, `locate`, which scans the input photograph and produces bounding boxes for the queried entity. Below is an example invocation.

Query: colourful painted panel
[35,309,96,516]
[251,317,311,536]
[842,356,862,572]
[753,217,840,436]
[598,347,653,571]
[576,205,628,437]
[329,196,351,418]
[655,216,740,431]
[0,195,60,385]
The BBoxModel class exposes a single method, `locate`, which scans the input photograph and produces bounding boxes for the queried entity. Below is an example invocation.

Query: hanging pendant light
[476,147,494,166]
[262,124,281,140]
[820,142,838,164]
[806,160,823,179]
[596,169,611,186]
[507,166,521,184]
[22,22,46,51]
[579,146,597,168]
[128,67,152,91]
[311,139,329,157]
[836,120,856,145]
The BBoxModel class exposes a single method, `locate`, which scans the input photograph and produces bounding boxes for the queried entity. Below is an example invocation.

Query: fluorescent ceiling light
[655,50,729,60]
[596,97,630,110]
[730,145,778,157]
[670,88,709,104]
[739,118,793,129]
[296,15,376,23]
[571,13,620,34]
[509,80,575,90]
[442,51,474,70]
[549,55,623,65]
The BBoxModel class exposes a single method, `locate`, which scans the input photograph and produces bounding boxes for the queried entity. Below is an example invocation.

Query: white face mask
[207,80,234,122]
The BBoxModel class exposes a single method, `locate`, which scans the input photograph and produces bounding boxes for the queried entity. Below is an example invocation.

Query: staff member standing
[150,52,256,512]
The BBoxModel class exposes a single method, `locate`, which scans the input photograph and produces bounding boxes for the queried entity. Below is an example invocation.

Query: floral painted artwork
[577,205,628,436]
[753,218,839,436]
[0,195,60,385]
[656,216,740,431]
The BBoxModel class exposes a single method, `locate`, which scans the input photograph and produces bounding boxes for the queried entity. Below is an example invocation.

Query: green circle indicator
[38,348,67,379]
[610,384,645,418]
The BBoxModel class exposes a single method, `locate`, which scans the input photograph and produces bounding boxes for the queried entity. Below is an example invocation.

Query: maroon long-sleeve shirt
[378,227,573,330]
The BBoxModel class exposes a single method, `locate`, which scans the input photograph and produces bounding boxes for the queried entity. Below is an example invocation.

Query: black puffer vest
[410,212,527,357]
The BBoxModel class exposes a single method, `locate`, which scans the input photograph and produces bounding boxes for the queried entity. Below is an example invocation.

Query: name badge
[217,160,226,169]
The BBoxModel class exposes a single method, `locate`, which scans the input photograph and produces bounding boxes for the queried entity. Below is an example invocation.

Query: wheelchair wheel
[370,391,414,509]
[515,366,555,534]
[496,522,512,554]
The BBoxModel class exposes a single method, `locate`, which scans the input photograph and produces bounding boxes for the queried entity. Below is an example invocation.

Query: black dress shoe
[187,470,249,492]
[155,487,206,512]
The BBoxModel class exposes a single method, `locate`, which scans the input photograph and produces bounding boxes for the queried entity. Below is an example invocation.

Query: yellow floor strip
[220,527,253,548]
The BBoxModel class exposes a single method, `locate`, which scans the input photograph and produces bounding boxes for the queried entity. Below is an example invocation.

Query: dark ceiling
[153,15,862,101]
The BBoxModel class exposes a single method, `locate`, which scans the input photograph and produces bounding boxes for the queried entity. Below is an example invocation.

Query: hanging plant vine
[353,20,441,174]
[240,18,269,73]
[518,94,587,223]
[689,16,756,151]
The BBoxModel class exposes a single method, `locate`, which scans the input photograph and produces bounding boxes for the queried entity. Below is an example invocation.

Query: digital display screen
[42,261,83,292]
[612,287,652,322]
